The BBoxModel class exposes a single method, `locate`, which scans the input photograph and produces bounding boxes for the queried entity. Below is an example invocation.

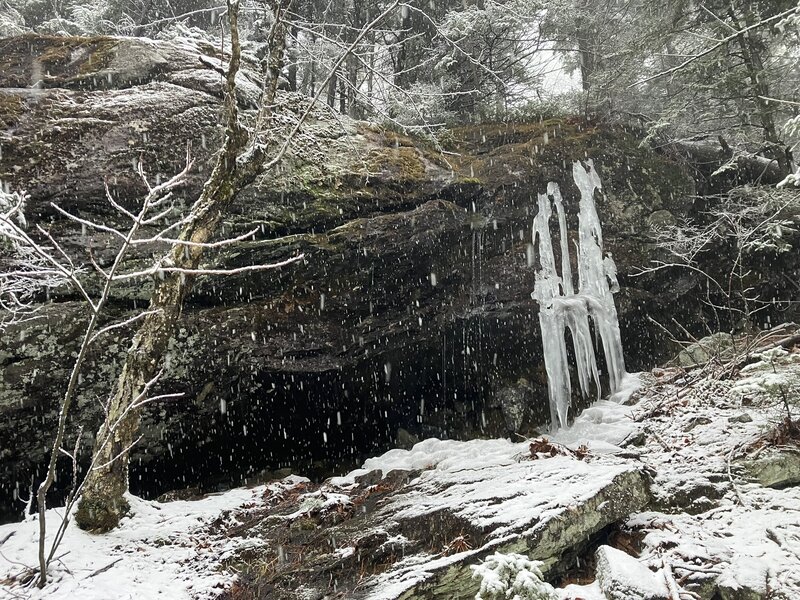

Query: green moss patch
[0,93,23,129]
[0,34,119,88]
[367,146,427,183]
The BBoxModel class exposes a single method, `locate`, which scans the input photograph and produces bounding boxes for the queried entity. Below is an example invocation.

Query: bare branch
[132,227,259,248]
[260,1,402,171]
[629,6,800,88]
[49,204,127,241]
[89,310,162,344]
[111,253,305,281]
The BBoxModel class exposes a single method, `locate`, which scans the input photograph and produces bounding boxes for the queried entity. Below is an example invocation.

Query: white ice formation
[531,159,626,428]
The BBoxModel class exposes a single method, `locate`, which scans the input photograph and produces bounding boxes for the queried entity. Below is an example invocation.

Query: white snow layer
[3,348,800,599]
[531,159,627,428]
[0,477,308,600]
[594,545,669,600]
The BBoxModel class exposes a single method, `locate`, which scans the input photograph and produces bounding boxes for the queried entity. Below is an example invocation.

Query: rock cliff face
[0,34,797,522]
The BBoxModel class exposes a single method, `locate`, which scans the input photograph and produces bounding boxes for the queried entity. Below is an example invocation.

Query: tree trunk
[74,0,400,533]
[346,60,358,118]
[327,70,337,108]
[75,131,249,533]
[346,1,363,119]
[728,4,790,175]
[394,9,412,88]
[287,26,298,92]
[75,0,285,532]
[575,0,596,92]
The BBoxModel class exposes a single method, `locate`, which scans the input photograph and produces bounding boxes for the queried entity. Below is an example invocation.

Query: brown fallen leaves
[528,437,590,461]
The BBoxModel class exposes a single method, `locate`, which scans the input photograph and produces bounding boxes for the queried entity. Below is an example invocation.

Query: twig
[111,254,305,281]
[662,558,683,600]
[84,558,123,579]
[629,6,800,87]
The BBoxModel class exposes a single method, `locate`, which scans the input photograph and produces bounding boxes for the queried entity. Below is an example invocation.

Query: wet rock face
[0,34,793,522]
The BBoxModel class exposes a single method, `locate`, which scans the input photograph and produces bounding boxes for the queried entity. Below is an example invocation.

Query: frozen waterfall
[530,159,627,428]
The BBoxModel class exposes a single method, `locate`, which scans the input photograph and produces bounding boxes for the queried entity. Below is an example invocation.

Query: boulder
[677,333,736,368]
[595,545,669,600]
[741,449,800,488]
[496,378,537,435]
[716,557,769,600]
[212,437,652,599]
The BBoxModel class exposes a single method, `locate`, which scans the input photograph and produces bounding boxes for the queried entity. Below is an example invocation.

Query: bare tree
[0,0,499,587]
[0,151,306,587]
[74,0,404,534]
[635,185,800,371]
[0,190,70,329]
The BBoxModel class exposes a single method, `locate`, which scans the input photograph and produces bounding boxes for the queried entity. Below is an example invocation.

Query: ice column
[531,159,627,428]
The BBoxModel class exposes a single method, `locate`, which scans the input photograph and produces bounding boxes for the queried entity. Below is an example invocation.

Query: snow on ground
[359,445,636,598]
[620,346,800,599]
[351,376,649,600]
[0,476,308,600]
[2,346,800,600]
[630,485,800,597]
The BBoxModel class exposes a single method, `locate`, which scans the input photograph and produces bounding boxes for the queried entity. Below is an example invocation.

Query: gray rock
[647,209,677,228]
[384,469,419,487]
[354,469,383,487]
[741,449,800,488]
[496,378,536,434]
[686,416,713,431]
[653,476,727,514]
[595,545,669,600]
[397,467,652,599]
[677,333,736,367]
[716,557,768,600]
[396,429,420,450]
[728,413,753,424]
[621,431,647,447]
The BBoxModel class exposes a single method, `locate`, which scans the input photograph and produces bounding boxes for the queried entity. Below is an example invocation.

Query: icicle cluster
[530,159,626,428]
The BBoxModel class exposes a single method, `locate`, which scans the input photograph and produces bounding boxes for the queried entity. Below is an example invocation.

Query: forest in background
[1,0,799,177]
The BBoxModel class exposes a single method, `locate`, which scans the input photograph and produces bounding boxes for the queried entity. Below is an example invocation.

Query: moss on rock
[367,146,427,183]
[0,34,119,88]
[74,492,130,534]
[0,92,23,129]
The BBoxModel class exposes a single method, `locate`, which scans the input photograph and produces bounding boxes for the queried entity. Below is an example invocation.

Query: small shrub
[471,552,558,600]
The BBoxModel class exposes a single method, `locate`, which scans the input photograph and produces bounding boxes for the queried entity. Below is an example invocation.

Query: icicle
[530,159,627,429]
[573,159,627,393]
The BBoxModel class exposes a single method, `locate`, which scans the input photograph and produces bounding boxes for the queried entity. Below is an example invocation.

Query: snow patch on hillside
[0,477,308,600]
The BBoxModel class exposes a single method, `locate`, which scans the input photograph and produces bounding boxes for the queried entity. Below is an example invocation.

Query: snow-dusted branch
[89,310,162,344]
[629,5,800,88]
[637,187,799,356]
[131,226,259,248]
[260,1,402,172]
[1,190,76,326]
[111,253,305,281]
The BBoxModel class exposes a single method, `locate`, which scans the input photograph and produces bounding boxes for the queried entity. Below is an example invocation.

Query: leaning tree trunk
[75,0,395,532]
[75,0,285,532]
